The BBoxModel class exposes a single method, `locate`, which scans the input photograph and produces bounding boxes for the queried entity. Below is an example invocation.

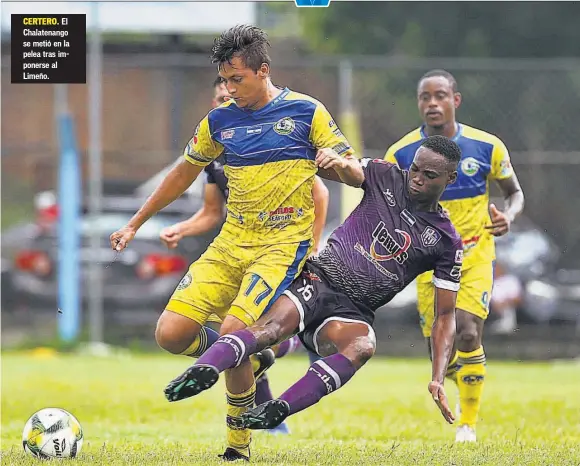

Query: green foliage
[298,3,580,58]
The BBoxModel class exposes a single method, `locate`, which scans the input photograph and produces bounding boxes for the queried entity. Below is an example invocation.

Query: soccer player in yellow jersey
[110,25,361,461]
[385,69,525,442]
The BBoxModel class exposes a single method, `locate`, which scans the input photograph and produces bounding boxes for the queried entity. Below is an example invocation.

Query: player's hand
[485,203,511,237]
[110,225,137,252]
[315,148,347,171]
[160,225,183,249]
[428,381,455,424]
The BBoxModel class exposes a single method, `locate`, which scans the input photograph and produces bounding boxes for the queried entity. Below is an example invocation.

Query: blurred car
[5,195,217,312]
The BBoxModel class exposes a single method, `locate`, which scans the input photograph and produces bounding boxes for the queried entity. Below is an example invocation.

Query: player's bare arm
[110,159,203,251]
[312,176,330,254]
[429,287,457,424]
[315,149,364,187]
[485,173,525,237]
[160,183,225,249]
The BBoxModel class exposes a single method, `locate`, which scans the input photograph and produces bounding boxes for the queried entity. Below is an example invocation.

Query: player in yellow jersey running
[385,69,525,442]
[110,25,361,461]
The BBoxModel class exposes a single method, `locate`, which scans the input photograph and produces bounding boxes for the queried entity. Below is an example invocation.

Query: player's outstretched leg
[241,319,376,430]
[164,295,302,402]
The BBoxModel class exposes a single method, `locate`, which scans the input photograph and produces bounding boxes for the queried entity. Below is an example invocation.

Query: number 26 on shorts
[244,273,273,305]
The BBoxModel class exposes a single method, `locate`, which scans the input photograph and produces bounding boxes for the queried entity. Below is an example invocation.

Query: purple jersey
[312,158,463,312]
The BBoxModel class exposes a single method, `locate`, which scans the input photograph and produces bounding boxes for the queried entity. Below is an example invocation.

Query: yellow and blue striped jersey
[184,87,354,246]
[385,124,513,269]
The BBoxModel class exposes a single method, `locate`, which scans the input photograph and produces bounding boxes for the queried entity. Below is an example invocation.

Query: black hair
[212,76,224,88]
[421,135,461,167]
[419,69,458,93]
[211,25,271,72]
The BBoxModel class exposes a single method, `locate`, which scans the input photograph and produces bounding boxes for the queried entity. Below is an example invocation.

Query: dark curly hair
[211,25,271,72]
[421,135,462,167]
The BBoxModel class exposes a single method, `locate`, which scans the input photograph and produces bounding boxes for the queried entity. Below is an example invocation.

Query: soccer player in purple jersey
[165,135,463,433]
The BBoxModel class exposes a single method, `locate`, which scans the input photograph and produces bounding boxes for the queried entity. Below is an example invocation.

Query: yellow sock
[178,327,214,357]
[457,346,486,428]
[445,350,459,385]
[226,382,256,458]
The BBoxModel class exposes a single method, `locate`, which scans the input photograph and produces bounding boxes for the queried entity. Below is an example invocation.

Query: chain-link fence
[2,53,580,352]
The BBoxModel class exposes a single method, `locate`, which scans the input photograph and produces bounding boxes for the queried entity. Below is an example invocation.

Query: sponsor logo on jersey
[462,235,480,253]
[273,117,295,135]
[370,221,411,265]
[455,250,464,264]
[461,157,480,177]
[499,159,513,177]
[246,126,262,135]
[221,129,235,140]
[258,206,300,225]
[332,142,350,155]
[193,124,199,144]
[421,226,442,247]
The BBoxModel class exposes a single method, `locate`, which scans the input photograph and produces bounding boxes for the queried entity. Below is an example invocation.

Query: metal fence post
[88,2,104,345]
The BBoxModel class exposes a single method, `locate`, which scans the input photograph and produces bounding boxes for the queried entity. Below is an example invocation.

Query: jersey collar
[240,87,290,114]
[419,122,463,142]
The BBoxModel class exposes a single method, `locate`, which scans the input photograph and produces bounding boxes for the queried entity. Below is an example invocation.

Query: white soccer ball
[22,408,83,459]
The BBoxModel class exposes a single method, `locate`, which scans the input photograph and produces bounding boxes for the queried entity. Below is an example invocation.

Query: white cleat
[455,425,477,442]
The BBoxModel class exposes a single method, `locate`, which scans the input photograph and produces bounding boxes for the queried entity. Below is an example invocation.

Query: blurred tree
[298,2,579,57]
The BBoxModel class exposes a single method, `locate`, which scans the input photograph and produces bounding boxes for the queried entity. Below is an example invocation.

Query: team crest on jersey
[176,272,192,291]
[273,117,296,135]
[461,157,480,177]
[421,226,442,247]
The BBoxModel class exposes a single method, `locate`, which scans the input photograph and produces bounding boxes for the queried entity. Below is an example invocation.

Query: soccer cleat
[266,421,291,436]
[241,399,290,430]
[252,348,276,381]
[455,425,477,442]
[164,364,219,402]
[218,447,250,462]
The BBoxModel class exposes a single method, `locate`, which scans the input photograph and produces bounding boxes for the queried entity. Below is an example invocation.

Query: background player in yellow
[384,69,525,442]
[110,25,361,461]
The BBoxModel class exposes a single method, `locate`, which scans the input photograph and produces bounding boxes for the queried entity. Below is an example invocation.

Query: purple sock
[195,329,258,373]
[277,336,302,358]
[279,353,356,415]
[255,374,274,405]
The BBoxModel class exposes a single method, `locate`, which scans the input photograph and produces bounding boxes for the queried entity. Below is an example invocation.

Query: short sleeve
[432,237,463,292]
[183,115,224,167]
[309,104,355,157]
[490,138,514,180]
[360,158,396,190]
[384,145,399,165]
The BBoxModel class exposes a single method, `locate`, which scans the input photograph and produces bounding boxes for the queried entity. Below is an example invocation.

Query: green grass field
[2,351,579,465]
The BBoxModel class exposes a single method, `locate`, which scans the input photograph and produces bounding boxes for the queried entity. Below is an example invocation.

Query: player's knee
[155,313,199,355]
[456,327,479,350]
[344,336,375,369]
